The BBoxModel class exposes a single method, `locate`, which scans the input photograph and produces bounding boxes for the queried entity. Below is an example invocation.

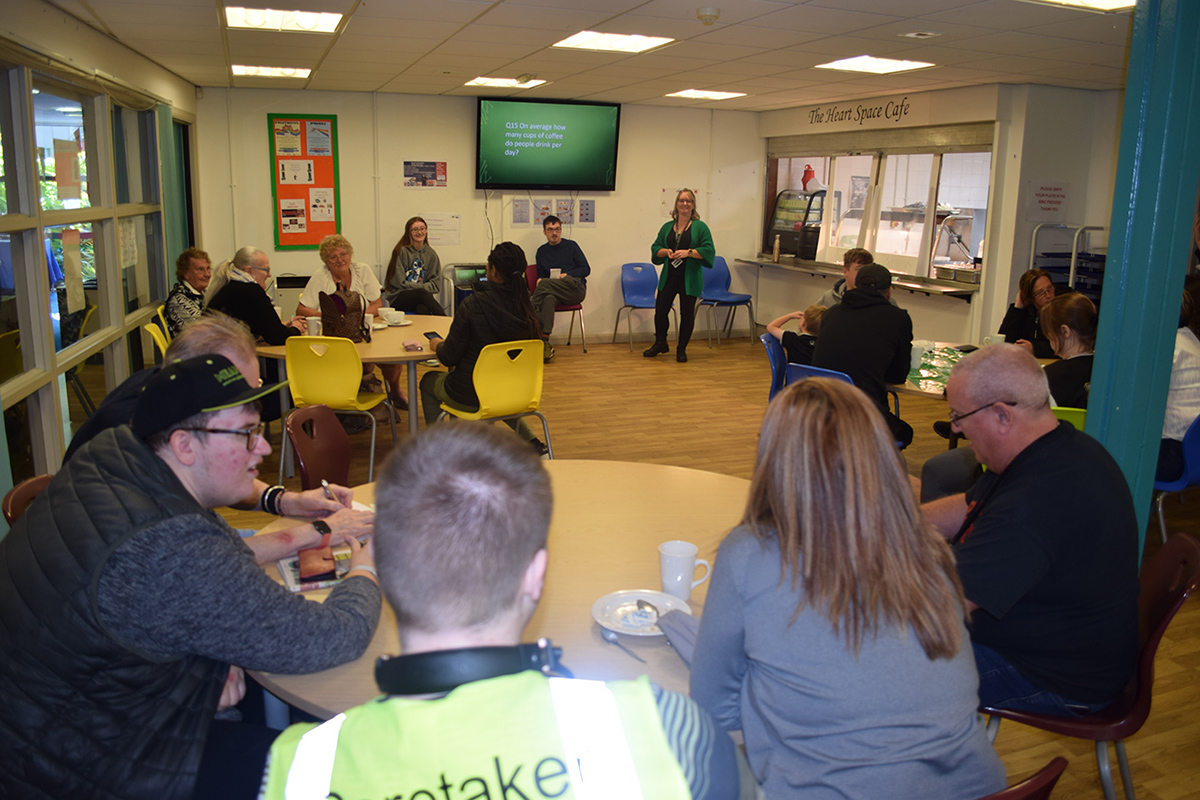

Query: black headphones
[375,638,572,696]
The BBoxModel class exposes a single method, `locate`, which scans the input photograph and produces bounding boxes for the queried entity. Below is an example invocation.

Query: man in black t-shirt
[922,344,1139,715]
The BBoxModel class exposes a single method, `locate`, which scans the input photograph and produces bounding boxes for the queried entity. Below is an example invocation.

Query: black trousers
[389,288,446,316]
[654,266,697,349]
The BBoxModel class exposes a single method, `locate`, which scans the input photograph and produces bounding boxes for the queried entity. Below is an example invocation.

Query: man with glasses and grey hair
[0,354,382,800]
[921,343,1138,717]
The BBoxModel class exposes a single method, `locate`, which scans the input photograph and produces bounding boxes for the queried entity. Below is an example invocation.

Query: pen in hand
[321,479,337,502]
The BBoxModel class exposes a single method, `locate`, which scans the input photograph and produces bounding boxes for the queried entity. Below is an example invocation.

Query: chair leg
[706,305,715,348]
[985,715,1000,744]
[1115,739,1135,800]
[612,306,625,346]
[363,411,377,483]
[565,310,575,346]
[531,411,554,459]
[577,310,586,353]
[1095,741,1119,800]
[748,301,757,342]
[1154,491,1169,546]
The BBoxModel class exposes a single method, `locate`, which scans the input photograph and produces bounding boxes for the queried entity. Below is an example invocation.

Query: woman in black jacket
[420,242,546,453]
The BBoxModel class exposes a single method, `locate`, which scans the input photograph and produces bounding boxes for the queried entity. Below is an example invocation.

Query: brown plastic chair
[3,474,53,525]
[975,757,1068,800]
[983,533,1200,800]
[284,405,351,491]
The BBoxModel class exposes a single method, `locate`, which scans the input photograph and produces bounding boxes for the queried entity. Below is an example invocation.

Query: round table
[250,459,749,718]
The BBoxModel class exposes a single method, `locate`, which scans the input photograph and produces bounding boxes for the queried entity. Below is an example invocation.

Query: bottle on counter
[772,234,781,263]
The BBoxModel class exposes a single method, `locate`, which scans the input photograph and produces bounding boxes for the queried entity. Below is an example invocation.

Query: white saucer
[371,322,387,330]
[387,319,413,327]
[591,589,690,637]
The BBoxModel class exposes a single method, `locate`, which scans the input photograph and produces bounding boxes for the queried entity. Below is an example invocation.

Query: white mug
[659,540,711,602]
[381,308,404,324]
[306,317,322,336]
[364,313,374,329]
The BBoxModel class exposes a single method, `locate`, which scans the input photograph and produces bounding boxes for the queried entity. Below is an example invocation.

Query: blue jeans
[972,642,1111,717]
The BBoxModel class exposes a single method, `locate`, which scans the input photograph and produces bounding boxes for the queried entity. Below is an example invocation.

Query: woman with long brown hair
[691,379,1003,798]
[383,216,446,315]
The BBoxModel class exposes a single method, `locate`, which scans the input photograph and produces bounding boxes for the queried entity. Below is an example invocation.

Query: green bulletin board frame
[268,113,341,250]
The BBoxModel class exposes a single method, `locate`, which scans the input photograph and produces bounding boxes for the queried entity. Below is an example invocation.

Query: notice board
[268,114,341,249]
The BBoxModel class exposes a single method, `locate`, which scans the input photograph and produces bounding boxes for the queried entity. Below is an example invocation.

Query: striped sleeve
[652,685,741,800]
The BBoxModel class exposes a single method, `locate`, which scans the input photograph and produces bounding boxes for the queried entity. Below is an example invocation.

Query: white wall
[195,89,764,342]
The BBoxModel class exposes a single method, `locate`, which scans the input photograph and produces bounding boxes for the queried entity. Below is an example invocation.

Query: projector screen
[476,98,621,191]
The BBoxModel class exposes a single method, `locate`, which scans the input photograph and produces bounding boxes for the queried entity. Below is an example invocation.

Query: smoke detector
[697,7,720,25]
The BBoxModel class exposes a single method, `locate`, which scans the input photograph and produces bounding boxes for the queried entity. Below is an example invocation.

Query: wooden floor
[127,336,1198,800]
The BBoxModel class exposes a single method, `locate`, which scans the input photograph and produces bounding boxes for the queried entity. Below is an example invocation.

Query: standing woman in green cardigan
[644,188,715,363]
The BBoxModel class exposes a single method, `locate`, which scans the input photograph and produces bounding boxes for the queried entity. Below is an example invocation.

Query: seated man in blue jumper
[532,214,589,360]
[261,423,755,800]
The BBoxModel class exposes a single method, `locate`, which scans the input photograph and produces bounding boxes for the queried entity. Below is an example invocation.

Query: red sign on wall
[269,114,341,249]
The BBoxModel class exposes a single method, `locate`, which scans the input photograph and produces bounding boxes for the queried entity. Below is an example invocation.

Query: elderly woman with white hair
[205,246,305,346]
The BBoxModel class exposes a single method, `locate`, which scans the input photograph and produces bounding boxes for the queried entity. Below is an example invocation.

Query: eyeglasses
[410,227,427,233]
[181,422,266,451]
[1033,287,1055,300]
[545,226,562,233]
[327,250,352,262]
[948,401,1017,427]
[249,264,271,275]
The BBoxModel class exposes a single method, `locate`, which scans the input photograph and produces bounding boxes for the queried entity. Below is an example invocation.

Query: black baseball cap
[133,354,287,438]
[855,263,893,292]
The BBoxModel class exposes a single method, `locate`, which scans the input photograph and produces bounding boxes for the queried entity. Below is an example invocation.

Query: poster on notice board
[269,114,340,249]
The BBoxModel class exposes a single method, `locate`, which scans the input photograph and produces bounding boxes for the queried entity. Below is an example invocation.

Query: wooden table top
[255,314,452,364]
[250,459,750,719]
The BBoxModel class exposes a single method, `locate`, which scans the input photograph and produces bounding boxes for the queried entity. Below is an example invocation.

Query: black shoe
[676,349,688,363]
[643,341,669,357]
[933,420,954,439]
[529,438,550,457]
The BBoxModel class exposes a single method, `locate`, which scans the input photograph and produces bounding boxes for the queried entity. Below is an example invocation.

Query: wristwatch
[313,520,332,548]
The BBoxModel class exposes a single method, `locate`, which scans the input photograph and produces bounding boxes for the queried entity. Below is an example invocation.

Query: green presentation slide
[478,100,619,189]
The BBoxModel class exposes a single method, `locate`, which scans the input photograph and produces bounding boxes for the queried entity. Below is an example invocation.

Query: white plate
[591,590,690,637]
[387,319,413,327]
[371,322,388,330]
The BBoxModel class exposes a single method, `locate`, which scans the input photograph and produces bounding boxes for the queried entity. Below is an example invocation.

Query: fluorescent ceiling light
[1017,0,1133,9]
[232,65,311,78]
[666,89,746,100]
[815,55,935,75]
[225,7,342,33]
[465,77,546,89]
[553,31,672,53]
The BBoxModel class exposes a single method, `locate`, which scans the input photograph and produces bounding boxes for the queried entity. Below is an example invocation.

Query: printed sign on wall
[269,114,340,249]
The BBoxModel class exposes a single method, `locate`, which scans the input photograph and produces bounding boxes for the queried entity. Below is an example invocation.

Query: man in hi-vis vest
[261,423,755,800]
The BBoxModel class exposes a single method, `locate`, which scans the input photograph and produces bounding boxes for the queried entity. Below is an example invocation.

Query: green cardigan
[651,218,715,297]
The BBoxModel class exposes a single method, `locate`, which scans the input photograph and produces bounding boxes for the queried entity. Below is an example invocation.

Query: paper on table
[351,501,374,512]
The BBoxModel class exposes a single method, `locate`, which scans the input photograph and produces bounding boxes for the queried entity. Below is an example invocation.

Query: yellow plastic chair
[0,329,22,384]
[156,305,173,340]
[437,339,554,458]
[143,323,169,361]
[1052,406,1087,429]
[283,336,397,482]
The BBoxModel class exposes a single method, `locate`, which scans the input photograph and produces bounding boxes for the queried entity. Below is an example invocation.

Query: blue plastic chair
[760,333,787,401]
[699,256,755,348]
[1154,414,1200,545]
[784,362,855,387]
[612,263,675,352]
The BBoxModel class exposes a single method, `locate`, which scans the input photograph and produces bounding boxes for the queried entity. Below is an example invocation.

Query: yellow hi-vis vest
[261,671,693,800]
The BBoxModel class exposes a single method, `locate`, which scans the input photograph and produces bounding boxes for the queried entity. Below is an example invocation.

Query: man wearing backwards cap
[811,262,914,447]
[0,355,382,800]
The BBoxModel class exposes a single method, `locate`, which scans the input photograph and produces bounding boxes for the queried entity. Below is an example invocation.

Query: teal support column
[157,104,187,261]
[1086,0,1200,558]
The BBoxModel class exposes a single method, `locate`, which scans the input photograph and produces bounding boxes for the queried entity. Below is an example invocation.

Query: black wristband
[263,485,286,515]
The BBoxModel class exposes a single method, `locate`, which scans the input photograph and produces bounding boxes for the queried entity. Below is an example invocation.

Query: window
[873,154,935,265]
[44,222,97,352]
[933,152,992,274]
[826,155,876,259]
[34,88,93,211]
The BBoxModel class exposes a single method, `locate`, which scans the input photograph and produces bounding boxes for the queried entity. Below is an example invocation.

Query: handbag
[318,285,371,343]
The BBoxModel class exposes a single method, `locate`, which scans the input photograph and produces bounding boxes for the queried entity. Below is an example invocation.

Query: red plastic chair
[3,473,53,525]
[983,533,1200,800]
[284,404,352,491]
[975,757,1068,800]
[525,265,586,352]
